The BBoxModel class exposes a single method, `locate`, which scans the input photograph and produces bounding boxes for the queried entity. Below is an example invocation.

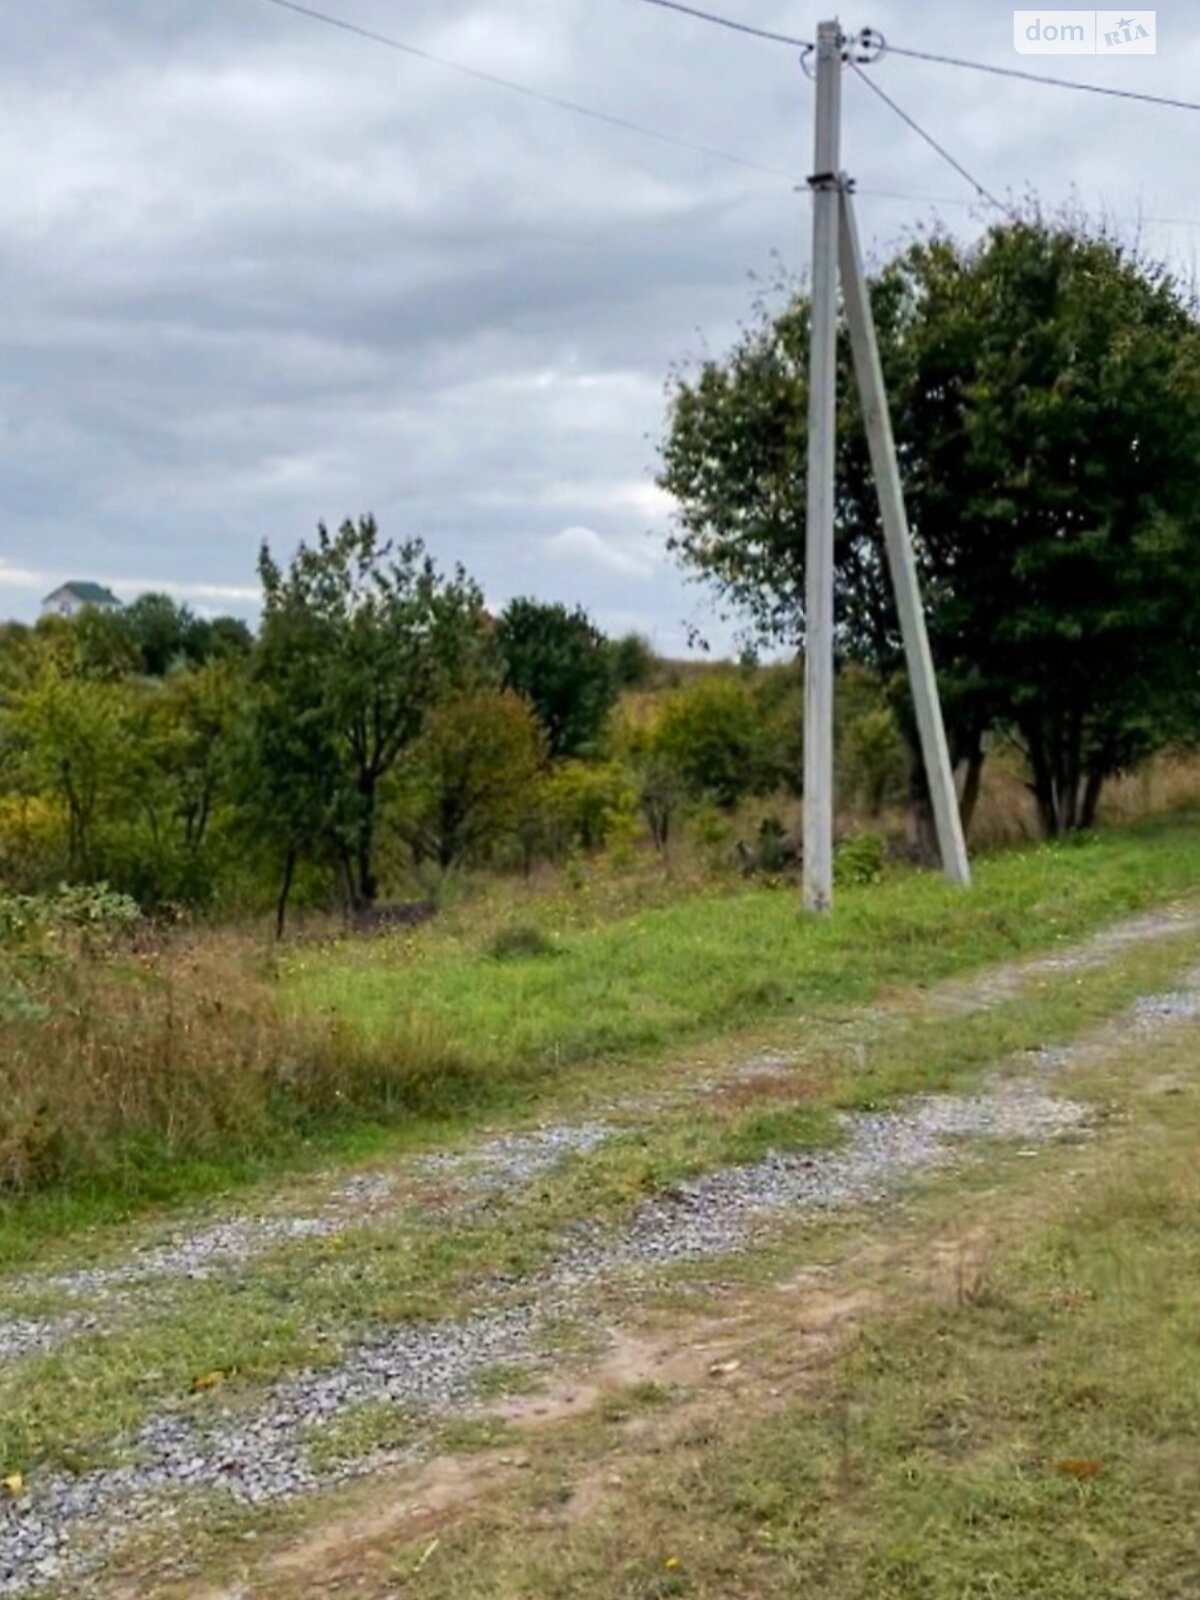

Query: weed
[487,923,560,961]
[0,935,478,1197]
[303,1402,422,1471]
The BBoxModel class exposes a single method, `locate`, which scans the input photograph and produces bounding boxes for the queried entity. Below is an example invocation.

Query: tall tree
[660,216,1200,837]
[3,656,137,879]
[256,517,492,909]
[393,688,546,872]
[122,593,252,676]
[496,599,617,758]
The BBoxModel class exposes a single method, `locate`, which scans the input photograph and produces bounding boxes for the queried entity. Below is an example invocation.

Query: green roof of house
[47,581,122,606]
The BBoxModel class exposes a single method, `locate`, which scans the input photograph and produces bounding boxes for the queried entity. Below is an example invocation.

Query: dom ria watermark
[1013,10,1156,54]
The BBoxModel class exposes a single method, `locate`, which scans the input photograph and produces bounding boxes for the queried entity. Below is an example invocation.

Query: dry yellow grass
[0,934,474,1195]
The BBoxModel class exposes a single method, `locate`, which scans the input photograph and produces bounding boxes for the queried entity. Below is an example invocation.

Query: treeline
[0,520,859,927]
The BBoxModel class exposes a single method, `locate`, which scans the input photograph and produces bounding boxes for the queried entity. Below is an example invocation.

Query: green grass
[303,1400,422,1472]
[298,817,1200,1091]
[3,816,1199,1261]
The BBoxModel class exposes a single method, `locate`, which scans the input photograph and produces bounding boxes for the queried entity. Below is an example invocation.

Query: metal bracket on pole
[837,186,971,887]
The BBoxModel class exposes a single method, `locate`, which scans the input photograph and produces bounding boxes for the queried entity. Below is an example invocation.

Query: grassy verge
[299,816,1200,1084]
[4,815,1200,1255]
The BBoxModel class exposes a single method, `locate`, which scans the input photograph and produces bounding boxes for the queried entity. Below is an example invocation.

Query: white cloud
[0,560,257,613]
[545,524,655,579]
[0,559,50,594]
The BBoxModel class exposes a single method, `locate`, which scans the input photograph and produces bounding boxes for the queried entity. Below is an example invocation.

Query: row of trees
[0,523,815,926]
[661,214,1200,843]
[6,215,1189,913]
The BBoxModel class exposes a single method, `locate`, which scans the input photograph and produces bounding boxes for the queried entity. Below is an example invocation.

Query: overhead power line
[252,0,799,180]
[848,62,1009,214]
[884,42,1200,114]
[634,0,809,49]
[629,2,1200,115]
[251,0,1200,233]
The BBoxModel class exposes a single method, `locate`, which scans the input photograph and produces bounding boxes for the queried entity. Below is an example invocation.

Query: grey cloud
[3,0,1199,650]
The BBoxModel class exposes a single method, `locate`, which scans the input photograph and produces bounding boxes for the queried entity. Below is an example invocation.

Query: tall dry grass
[0,934,477,1196]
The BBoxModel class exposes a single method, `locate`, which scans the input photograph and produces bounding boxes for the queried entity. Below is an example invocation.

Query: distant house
[40,581,123,620]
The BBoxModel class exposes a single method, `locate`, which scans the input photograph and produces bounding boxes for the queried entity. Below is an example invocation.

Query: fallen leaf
[1054,1458,1103,1480]
[664,1556,681,1570]
[3,1474,24,1497]
[708,1359,741,1378]
[192,1370,226,1393]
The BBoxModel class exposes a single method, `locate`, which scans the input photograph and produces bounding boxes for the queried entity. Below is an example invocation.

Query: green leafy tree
[393,689,546,872]
[116,659,248,906]
[496,599,617,758]
[609,632,657,690]
[69,607,141,680]
[256,517,492,910]
[122,593,252,677]
[3,657,138,879]
[241,619,342,935]
[660,215,1200,837]
[655,674,771,809]
[122,593,195,676]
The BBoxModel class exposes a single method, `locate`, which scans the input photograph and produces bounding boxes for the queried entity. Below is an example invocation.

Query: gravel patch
[936,905,1200,1014]
[416,1121,617,1194]
[0,1305,539,1595]
[0,1071,1090,1595]
[1130,982,1200,1026]
[32,1216,343,1301]
[0,1317,91,1366]
[553,1081,1086,1282]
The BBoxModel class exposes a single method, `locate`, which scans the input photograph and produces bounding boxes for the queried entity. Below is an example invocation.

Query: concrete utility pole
[838,189,970,886]
[801,18,843,914]
[801,20,971,907]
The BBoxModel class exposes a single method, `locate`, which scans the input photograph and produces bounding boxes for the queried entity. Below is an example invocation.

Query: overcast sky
[3,1,1198,650]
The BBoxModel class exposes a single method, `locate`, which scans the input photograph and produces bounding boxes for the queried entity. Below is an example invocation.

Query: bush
[391,689,546,872]
[0,883,142,953]
[838,704,907,816]
[655,676,772,808]
[544,761,637,853]
[834,830,887,887]
[0,795,66,894]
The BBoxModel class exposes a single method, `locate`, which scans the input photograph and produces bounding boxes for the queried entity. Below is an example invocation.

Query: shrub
[0,795,66,894]
[838,704,907,816]
[834,830,887,887]
[655,676,772,808]
[391,689,546,872]
[544,761,637,853]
